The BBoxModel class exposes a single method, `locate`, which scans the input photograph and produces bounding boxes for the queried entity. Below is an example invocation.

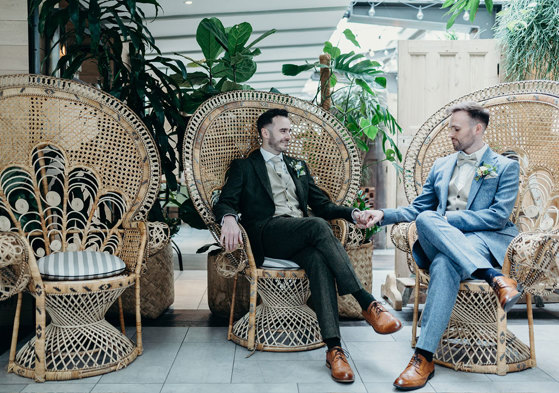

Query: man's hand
[369,209,384,226]
[220,215,243,252]
[353,210,378,229]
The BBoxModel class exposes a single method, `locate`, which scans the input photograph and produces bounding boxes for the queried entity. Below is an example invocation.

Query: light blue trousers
[414,211,494,353]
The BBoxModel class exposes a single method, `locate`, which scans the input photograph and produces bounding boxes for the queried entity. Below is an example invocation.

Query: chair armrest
[505,231,559,296]
[120,222,148,276]
[208,222,253,278]
[0,232,31,301]
[331,219,350,247]
[390,222,416,253]
[146,221,171,257]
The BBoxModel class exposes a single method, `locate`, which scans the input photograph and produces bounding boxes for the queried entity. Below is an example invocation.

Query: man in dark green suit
[214,109,402,383]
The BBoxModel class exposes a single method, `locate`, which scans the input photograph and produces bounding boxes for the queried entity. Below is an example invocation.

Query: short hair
[447,102,490,129]
[256,108,289,136]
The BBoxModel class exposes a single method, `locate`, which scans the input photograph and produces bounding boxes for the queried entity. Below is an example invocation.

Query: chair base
[434,326,535,374]
[230,303,324,352]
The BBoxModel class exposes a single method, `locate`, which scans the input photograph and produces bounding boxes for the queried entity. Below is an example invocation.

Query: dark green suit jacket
[213,149,354,266]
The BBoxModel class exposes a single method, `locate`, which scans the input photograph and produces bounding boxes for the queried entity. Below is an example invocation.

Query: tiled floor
[2,226,559,392]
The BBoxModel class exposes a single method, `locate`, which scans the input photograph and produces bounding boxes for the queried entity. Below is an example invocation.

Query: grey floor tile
[348,342,417,383]
[183,327,228,343]
[92,383,163,393]
[232,357,361,384]
[340,326,395,343]
[364,381,436,393]
[166,342,235,384]
[161,384,298,393]
[390,325,415,343]
[21,383,95,392]
[140,327,188,343]
[0,385,26,393]
[234,346,325,361]
[486,367,554,382]
[431,366,491,383]
[98,341,180,384]
[429,381,559,392]
[297,380,367,392]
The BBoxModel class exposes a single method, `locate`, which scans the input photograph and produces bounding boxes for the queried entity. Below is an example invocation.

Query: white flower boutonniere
[475,162,498,181]
[289,160,306,178]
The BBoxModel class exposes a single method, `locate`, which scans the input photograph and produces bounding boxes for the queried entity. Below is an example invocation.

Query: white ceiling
[142,0,350,97]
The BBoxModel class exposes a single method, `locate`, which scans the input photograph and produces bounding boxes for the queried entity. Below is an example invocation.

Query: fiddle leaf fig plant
[175,17,276,114]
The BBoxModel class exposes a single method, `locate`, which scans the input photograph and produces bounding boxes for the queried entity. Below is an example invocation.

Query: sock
[324,337,342,350]
[352,288,376,311]
[415,347,433,362]
[472,268,503,284]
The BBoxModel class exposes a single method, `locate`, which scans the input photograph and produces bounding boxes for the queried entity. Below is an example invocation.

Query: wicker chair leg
[411,272,420,348]
[227,274,239,341]
[8,292,23,373]
[118,297,126,335]
[246,273,258,351]
[496,302,507,375]
[135,278,143,355]
[33,290,47,382]
[526,293,537,367]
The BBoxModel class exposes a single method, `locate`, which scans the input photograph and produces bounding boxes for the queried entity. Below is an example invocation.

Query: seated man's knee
[305,217,331,234]
[416,210,442,232]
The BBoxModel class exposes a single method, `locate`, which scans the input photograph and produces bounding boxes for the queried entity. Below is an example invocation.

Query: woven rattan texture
[337,242,373,318]
[231,274,323,351]
[0,232,30,301]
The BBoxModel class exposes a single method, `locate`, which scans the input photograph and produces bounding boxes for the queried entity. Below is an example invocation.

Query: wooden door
[382,39,500,310]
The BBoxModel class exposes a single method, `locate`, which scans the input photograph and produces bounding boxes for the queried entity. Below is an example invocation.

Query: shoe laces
[410,353,423,370]
[370,301,386,315]
[330,347,350,364]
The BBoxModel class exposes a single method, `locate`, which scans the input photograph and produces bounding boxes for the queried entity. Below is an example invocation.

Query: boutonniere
[475,162,498,181]
[289,160,306,178]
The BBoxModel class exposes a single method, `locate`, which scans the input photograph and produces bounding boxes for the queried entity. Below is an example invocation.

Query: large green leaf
[227,22,253,55]
[282,63,316,76]
[343,29,360,48]
[196,17,225,63]
[200,18,229,51]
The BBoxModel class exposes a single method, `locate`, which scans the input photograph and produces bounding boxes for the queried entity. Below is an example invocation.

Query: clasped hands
[353,209,384,229]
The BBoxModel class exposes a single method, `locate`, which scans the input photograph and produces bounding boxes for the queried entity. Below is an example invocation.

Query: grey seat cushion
[37,251,126,280]
[261,257,300,270]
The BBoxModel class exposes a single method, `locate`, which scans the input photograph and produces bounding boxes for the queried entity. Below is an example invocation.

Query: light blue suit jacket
[382,148,520,269]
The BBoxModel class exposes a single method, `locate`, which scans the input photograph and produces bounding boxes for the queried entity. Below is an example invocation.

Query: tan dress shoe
[325,346,354,383]
[362,301,402,334]
[491,276,521,312]
[393,353,435,391]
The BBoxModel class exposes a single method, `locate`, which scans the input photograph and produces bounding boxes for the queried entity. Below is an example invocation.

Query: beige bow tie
[456,153,477,167]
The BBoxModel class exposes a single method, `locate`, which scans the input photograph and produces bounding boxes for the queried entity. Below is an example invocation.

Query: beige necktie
[271,155,284,176]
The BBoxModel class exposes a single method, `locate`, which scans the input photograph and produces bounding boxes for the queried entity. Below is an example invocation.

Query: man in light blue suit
[368,102,521,390]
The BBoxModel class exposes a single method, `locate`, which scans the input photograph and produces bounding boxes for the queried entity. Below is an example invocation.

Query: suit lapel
[466,148,497,209]
[249,150,274,202]
[438,154,458,214]
[284,155,306,207]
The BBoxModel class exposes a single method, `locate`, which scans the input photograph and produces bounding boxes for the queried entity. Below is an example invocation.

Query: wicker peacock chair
[0,74,162,381]
[391,80,559,375]
[183,91,362,352]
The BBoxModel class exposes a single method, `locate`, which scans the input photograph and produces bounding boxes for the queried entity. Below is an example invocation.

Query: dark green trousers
[261,216,363,340]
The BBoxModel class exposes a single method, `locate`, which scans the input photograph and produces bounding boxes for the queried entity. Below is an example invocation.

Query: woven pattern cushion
[37,251,126,281]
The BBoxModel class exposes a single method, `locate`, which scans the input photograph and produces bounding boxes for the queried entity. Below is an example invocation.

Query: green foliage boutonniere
[289,160,306,178]
[475,162,498,181]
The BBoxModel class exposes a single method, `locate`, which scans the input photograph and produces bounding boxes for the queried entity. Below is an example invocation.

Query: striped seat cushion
[37,251,126,280]
[261,257,300,270]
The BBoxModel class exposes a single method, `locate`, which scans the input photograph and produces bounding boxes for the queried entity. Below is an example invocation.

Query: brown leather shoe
[393,353,435,391]
[325,346,354,383]
[491,276,521,313]
[362,301,402,334]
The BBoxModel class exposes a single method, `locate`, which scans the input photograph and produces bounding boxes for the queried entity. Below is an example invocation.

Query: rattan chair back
[402,80,559,234]
[0,74,160,261]
[183,91,361,228]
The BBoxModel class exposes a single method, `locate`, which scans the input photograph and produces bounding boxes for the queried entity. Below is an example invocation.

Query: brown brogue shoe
[491,276,521,313]
[393,353,435,391]
[325,346,354,383]
[362,301,402,334]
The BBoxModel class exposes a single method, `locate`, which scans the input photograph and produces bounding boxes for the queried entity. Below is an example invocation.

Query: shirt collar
[260,147,283,163]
